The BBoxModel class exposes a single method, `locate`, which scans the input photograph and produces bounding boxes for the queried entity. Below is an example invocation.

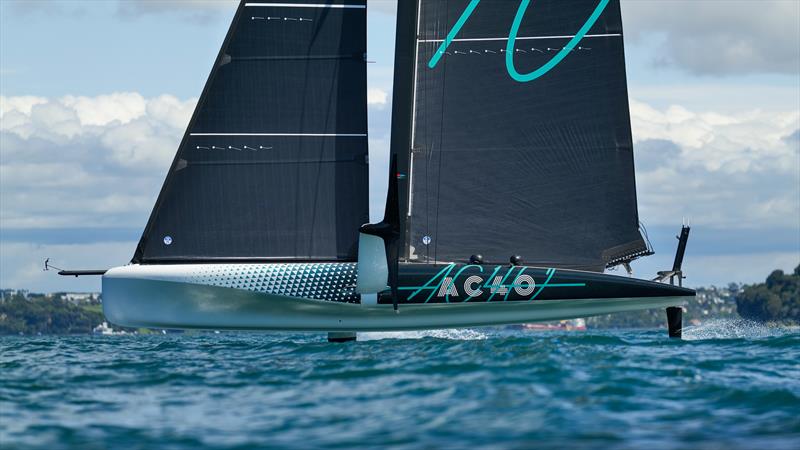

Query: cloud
[367,88,388,109]
[0,96,47,116]
[0,93,195,229]
[368,0,397,15]
[115,0,236,23]
[629,99,800,229]
[622,0,800,76]
[367,92,393,221]
[784,129,800,146]
[1,0,88,18]
[61,92,147,127]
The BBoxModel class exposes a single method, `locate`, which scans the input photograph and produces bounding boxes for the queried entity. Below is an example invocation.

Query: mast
[388,0,420,262]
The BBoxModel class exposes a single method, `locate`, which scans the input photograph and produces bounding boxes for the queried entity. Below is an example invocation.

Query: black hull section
[382,263,694,305]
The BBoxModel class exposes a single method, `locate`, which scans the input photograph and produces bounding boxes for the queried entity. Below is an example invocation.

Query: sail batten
[189,133,368,137]
[417,33,620,43]
[134,0,368,263]
[244,3,366,8]
[391,0,647,271]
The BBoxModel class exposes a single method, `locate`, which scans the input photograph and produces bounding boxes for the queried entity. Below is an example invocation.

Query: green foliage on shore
[736,265,800,322]
[0,293,104,335]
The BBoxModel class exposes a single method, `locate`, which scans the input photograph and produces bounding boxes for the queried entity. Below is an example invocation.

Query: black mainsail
[390,0,649,271]
[133,0,369,263]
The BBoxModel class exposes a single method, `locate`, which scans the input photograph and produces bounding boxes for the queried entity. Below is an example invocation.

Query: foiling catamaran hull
[102,263,692,331]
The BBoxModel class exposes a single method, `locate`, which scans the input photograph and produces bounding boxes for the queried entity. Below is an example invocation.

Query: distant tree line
[0,293,104,335]
[736,264,800,323]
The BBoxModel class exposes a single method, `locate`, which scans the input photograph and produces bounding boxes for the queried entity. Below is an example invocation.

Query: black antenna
[385,155,401,311]
[653,224,691,286]
[672,225,691,273]
[44,258,56,271]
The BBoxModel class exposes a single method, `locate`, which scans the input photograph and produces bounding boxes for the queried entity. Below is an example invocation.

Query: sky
[0,0,798,292]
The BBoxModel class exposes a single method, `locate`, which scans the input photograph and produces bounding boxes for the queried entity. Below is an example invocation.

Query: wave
[358,328,488,341]
[682,318,798,341]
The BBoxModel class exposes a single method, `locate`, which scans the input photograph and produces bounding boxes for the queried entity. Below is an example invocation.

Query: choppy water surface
[2,321,799,449]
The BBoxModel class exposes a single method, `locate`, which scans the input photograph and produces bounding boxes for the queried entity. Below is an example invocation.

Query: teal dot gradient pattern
[184,263,360,303]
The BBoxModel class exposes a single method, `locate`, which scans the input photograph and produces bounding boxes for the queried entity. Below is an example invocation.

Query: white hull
[103,265,688,331]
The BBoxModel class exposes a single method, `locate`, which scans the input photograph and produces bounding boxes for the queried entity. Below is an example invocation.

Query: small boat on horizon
[92,321,127,336]
[516,319,588,332]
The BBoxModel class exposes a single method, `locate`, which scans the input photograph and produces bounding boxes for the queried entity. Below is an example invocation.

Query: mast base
[666,307,682,339]
[328,331,357,343]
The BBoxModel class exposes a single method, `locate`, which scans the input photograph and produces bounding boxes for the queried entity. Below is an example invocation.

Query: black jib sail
[390,0,649,271]
[133,1,369,263]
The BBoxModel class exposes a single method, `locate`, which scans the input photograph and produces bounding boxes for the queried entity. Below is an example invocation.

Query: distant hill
[0,291,104,335]
[736,264,800,323]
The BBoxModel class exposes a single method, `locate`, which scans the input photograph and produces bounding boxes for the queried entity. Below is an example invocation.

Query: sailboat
[59,0,694,340]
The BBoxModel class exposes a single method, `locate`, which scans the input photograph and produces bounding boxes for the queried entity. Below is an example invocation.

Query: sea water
[2,321,799,449]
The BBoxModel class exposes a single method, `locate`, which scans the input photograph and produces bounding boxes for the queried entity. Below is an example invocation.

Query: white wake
[358,328,488,341]
[682,318,797,340]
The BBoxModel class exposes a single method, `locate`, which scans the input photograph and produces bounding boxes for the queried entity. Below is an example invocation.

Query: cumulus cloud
[61,92,147,127]
[367,88,388,109]
[630,99,800,229]
[0,93,196,229]
[622,0,800,76]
